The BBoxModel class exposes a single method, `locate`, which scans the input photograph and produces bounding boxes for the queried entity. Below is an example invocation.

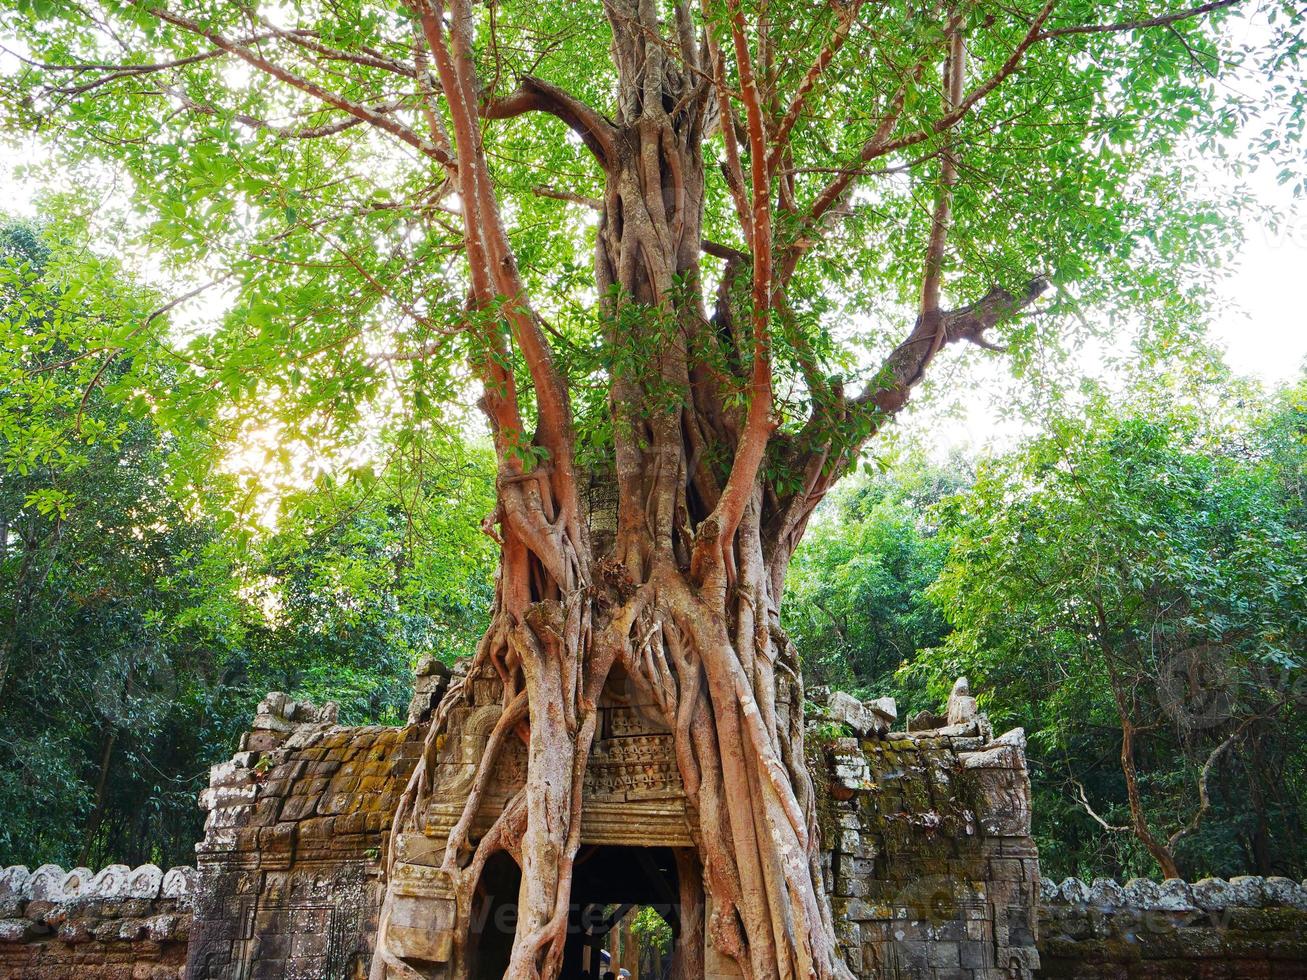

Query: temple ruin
[3,663,1306,979]
[158,661,1044,978]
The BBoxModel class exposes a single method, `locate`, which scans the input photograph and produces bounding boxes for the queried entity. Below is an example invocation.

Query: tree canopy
[3,0,1305,975]
[0,217,497,868]
[2,0,1297,484]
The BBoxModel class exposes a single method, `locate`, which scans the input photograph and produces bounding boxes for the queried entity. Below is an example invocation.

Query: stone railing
[0,863,194,979]
[1040,872,1307,911]
[1037,874,1307,978]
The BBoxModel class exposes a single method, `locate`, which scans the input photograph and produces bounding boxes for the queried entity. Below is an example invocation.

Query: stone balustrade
[0,864,195,904]
[0,864,194,978]
[1038,873,1307,978]
[1040,872,1307,912]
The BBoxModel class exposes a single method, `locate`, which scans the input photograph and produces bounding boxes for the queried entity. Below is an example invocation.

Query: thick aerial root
[374,550,849,980]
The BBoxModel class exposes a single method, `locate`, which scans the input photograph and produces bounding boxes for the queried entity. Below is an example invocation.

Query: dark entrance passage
[470,851,522,979]
[560,846,683,980]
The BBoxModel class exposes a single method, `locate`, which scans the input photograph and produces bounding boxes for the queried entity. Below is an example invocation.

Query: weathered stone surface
[828,691,886,736]
[1192,876,1234,911]
[1264,875,1307,910]
[993,727,1027,750]
[0,868,29,901]
[819,682,1043,980]
[57,868,93,899]
[830,737,873,791]
[1039,874,1307,979]
[867,696,897,724]
[946,676,979,725]
[185,697,426,980]
[905,707,948,731]
[0,870,190,978]
[12,677,1296,980]
[161,867,196,900]
[1228,874,1266,907]
[26,864,66,901]
[407,656,452,724]
[1059,877,1090,905]
[88,864,131,899]
[1122,877,1161,909]
[1088,877,1125,909]
[1156,877,1196,911]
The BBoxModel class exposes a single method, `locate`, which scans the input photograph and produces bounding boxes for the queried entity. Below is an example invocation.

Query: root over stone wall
[4,681,1307,978]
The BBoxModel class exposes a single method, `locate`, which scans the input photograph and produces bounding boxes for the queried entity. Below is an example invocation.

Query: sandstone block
[89,865,133,899]
[1122,878,1161,908]
[1193,877,1234,911]
[26,865,66,901]
[0,918,34,942]
[1262,876,1305,909]
[1059,878,1090,905]
[1089,878,1125,909]
[59,867,94,899]
[1156,878,1196,911]
[160,868,195,900]
[124,866,163,900]
[829,691,885,736]
[1228,875,1266,907]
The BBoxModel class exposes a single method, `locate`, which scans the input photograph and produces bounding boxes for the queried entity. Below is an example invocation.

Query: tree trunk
[371,6,850,978]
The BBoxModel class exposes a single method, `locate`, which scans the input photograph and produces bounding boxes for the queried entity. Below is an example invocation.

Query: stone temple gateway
[186,663,1042,979]
[3,665,1306,978]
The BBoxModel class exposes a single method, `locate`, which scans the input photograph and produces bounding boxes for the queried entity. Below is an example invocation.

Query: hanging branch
[142,4,458,170]
[693,0,776,579]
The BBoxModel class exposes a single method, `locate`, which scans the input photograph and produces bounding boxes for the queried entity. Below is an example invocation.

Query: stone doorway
[558,846,684,980]
[462,845,690,980]
[469,852,521,980]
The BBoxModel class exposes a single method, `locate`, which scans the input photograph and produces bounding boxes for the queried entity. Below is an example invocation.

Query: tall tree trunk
[80,727,117,867]
[372,5,849,978]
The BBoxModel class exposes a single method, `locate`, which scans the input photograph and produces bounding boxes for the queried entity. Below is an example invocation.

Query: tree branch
[142,4,457,170]
[165,84,402,140]
[764,0,864,174]
[1166,720,1247,854]
[531,184,602,209]
[1071,779,1130,832]
[482,74,617,166]
[859,276,1050,415]
[693,0,777,579]
[1038,0,1241,40]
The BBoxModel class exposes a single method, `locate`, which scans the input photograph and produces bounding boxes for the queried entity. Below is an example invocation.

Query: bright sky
[1213,166,1307,384]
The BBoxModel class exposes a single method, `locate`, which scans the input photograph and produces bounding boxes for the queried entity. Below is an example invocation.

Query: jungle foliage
[0,217,495,868]
[787,371,1307,883]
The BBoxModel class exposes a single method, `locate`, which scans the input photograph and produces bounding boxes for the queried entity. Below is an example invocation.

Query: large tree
[2,0,1300,976]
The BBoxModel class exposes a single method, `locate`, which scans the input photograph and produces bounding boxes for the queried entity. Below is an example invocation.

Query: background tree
[784,456,966,697]
[3,0,1303,976]
[0,216,496,868]
[917,377,1307,881]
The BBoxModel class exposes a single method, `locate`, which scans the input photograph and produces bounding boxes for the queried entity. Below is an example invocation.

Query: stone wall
[812,681,1042,979]
[11,673,1304,979]
[184,677,1048,980]
[0,863,194,979]
[185,692,424,980]
[1038,873,1307,979]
